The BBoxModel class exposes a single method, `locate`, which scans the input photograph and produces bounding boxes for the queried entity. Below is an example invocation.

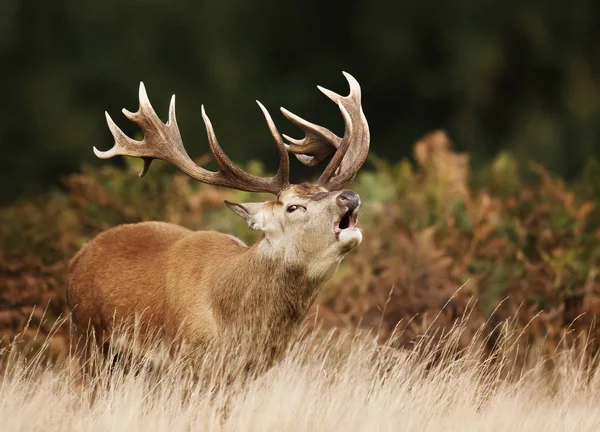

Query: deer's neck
[212,237,338,336]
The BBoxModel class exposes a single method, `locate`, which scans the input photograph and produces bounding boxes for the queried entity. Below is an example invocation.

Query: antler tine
[316,72,369,190]
[200,105,246,177]
[96,83,291,195]
[200,103,290,193]
[319,72,370,190]
[280,107,341,167]
[256,101,291,189]
[318,101,353,183]
[280,72,370,191]
[95,83,165,177]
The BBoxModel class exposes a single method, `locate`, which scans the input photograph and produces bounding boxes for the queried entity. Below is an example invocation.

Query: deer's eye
[286,205,304,213]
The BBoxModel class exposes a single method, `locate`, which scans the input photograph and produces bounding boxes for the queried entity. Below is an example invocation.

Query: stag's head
[224,183,362,268]
[96,73,369,269]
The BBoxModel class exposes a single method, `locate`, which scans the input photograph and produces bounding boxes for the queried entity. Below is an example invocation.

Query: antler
[95,83,290,195]
[281,72,370,191]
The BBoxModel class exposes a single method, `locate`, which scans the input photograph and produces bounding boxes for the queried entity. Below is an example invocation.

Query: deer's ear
[224,201,268,231]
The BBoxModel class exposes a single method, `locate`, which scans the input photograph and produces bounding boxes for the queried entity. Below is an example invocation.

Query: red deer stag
[68,72,369,368]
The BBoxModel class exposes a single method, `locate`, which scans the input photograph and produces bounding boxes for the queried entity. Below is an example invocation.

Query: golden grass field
[2,315,600,432]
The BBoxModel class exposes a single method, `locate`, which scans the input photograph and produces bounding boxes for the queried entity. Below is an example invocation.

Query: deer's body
[68,73,369,367]
[70,222,314,357]
[69,191,345,359]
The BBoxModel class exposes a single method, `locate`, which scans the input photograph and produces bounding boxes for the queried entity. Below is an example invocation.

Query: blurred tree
[1,0,599,202]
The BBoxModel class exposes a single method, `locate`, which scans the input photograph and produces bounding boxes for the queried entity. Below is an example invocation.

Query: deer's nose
[337,190,361,211]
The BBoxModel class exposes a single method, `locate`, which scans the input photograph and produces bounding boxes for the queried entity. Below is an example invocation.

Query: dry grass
[2,317,600,432]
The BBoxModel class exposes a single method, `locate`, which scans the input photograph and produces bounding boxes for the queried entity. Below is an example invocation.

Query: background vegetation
[2,0,600,203]
[1,1,600,367]
[2,132,599,362]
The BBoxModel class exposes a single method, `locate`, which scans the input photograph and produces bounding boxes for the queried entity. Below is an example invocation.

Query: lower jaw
[337,228,362,251]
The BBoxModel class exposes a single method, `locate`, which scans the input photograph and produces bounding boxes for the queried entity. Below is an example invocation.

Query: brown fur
[67,184,362,368]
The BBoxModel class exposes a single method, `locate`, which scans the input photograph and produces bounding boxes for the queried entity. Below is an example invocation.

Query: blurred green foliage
[1,0,599,203]
[2,131,600,361]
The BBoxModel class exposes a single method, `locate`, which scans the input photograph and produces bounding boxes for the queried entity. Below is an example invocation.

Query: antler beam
[95,83,290,195]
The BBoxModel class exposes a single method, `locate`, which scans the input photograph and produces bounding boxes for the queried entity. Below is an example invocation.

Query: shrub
[2,132,599,361]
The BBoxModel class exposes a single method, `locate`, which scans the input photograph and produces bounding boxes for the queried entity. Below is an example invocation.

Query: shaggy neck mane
[212,237,334,348]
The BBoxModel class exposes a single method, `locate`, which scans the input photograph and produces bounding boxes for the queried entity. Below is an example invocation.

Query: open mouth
[335,208,359,233]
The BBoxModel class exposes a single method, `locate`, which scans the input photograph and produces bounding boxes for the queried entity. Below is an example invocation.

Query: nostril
[337,190,360,210]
